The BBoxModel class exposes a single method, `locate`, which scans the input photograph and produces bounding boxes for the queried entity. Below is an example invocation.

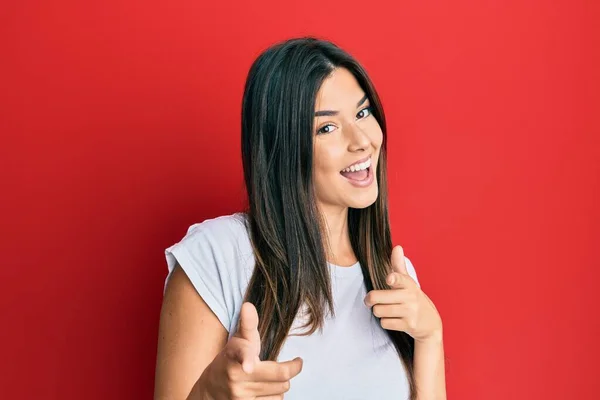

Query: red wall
[2,1,599,398]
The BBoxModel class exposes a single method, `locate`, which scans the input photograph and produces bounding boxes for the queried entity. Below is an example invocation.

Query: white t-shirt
[164,213,420,400]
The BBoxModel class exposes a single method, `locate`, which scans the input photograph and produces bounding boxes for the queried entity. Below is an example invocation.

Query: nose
[345,121,371,152]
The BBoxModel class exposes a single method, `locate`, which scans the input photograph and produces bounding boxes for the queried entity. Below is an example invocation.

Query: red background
[2,1,599,399]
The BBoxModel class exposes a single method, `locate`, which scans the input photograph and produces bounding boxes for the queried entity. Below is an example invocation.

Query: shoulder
[163,212,255,332]
[167,212,254,274]
[172,213,251,258]
[184,212,250,244]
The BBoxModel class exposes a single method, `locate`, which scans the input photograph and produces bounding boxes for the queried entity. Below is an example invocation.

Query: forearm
[413,331,446,400]
[186,380,203,400]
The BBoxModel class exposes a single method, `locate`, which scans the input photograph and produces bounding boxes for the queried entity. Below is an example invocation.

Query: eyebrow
[314,94,369,117]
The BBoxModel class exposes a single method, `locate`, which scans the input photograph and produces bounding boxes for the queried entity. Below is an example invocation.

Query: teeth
[342,157,371,173]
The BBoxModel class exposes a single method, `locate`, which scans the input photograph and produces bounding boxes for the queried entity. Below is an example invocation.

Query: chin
[346,186,379,209]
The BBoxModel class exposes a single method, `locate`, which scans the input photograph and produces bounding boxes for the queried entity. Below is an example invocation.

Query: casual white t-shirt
[164,213,420,400]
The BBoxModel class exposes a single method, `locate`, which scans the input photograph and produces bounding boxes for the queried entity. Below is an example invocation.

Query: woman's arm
[363,246,447,399]
[154,264,229,400]
[414,332,446,400]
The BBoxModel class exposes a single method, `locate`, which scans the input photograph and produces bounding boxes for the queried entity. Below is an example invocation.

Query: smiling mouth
[340,156,371,181]
[341,156,371,172]
[340,158,372,182]
[340,166,371,181]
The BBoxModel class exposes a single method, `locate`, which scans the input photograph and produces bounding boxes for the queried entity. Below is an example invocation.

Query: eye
[356,106,372,120]
[317,124,336,135]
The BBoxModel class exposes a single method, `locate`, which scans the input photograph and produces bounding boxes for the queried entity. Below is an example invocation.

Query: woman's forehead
[314,68,366,111]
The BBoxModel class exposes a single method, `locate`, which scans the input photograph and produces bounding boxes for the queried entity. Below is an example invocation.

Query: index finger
[364,287,411,307]
[249,357,303,382]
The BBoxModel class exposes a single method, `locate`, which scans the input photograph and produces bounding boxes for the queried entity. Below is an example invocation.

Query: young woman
[154,37,446,400]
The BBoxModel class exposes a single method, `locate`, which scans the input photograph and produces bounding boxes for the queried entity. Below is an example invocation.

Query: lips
[340,155,372,173]
[340,162,375,188]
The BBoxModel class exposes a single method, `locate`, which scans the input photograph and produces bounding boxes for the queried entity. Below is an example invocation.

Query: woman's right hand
[198,302,303,400]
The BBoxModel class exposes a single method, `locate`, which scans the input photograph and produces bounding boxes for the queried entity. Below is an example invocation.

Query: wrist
[416,329,444,346]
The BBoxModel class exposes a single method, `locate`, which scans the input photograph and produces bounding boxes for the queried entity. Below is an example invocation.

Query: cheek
[313,162,340,194]
[376,130,383,146]
[369,122,384,147]
[313,142,344,177]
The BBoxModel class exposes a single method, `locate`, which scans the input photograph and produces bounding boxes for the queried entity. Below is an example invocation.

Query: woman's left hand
[364,245,443,344]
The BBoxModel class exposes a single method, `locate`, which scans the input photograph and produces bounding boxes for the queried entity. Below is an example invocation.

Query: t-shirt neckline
[327,260,361,277]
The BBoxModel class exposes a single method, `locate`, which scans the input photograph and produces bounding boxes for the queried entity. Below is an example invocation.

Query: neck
[319,204,357,267]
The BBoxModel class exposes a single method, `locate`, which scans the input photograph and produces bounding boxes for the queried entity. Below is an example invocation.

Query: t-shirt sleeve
[404,256,421,288]
[164,217,245,332]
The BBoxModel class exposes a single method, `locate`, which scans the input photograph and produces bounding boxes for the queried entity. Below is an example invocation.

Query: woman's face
[312,67,383,211]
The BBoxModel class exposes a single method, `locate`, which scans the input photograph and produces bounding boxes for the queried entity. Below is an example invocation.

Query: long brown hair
[240,37,416,397]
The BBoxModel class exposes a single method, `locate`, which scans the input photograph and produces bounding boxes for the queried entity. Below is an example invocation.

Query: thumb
[234,302,261,360]
[390,245,408,276]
